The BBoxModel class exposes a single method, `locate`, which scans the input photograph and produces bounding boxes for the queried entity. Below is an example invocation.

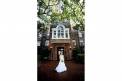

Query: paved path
[38,61,84,81]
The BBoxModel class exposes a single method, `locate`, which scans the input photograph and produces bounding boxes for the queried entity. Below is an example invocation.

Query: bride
[55,51,67,73]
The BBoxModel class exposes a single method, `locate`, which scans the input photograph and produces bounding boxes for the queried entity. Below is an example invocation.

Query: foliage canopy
[37,0,85,32]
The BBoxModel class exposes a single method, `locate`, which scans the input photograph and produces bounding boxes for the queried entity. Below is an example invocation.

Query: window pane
[57,26,65,38]
[54,31,56,38]
[61,32,64,38]
[65,30,68,38]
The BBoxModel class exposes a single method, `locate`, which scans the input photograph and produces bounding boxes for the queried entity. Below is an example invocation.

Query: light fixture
[69,46,71,49]
[50,46,53,49]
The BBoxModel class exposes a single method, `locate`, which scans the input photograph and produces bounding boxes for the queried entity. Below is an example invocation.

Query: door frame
[57,47,64,60]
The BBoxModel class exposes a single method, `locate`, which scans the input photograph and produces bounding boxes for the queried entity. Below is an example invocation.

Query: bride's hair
[58,51,63,55]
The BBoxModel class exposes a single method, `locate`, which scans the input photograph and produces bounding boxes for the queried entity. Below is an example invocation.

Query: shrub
[75,54,84,64]
[73,47,84,63]
[38,47,50,61]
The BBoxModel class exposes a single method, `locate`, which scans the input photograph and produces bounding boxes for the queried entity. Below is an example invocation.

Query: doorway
[57,47,64,60]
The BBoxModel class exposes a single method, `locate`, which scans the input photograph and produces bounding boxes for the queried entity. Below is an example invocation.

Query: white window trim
[52,24,70,39]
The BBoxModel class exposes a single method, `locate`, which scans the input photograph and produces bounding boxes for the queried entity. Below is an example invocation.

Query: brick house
[38,21,84,60]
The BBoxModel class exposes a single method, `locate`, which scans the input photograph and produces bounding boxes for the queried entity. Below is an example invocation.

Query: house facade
[38,21,84,61]
[48,22,72,60]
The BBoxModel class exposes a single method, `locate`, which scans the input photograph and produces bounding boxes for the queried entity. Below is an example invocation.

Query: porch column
[53,46,57,60]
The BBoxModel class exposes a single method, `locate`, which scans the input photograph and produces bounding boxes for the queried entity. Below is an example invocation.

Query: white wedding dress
[55,54,67,73]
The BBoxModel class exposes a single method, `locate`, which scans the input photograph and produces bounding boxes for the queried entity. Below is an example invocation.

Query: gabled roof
[50,21,71,28]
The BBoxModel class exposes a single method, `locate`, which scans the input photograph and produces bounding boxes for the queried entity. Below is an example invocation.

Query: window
[61,31,64,38]
[78,32,82,37]
[45,40,49,46]
[52,24,70,39]
[54,31,56,38]
[72,40,76,46]
[58,30,60,38]
[57,26,64,38]
[65,30,68,38]
[61,27,64,38]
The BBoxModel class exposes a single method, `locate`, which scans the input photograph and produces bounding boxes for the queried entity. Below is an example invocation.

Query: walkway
[38,61,84,81]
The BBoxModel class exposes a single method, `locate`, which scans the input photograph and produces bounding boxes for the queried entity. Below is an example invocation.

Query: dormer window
[52,24,70,39]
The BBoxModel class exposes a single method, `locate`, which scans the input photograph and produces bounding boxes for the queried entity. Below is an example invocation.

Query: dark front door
[57,47,64,60]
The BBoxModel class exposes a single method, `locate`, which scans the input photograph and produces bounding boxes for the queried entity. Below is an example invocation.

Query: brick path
[38,61,84,81]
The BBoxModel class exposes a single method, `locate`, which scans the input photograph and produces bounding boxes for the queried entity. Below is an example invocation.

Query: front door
[57,47,64,60]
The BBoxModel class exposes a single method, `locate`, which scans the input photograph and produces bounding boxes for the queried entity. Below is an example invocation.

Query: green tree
[37,0,85,31]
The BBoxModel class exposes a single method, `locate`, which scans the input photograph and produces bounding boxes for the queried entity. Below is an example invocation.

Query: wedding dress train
[55,54,67,73]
